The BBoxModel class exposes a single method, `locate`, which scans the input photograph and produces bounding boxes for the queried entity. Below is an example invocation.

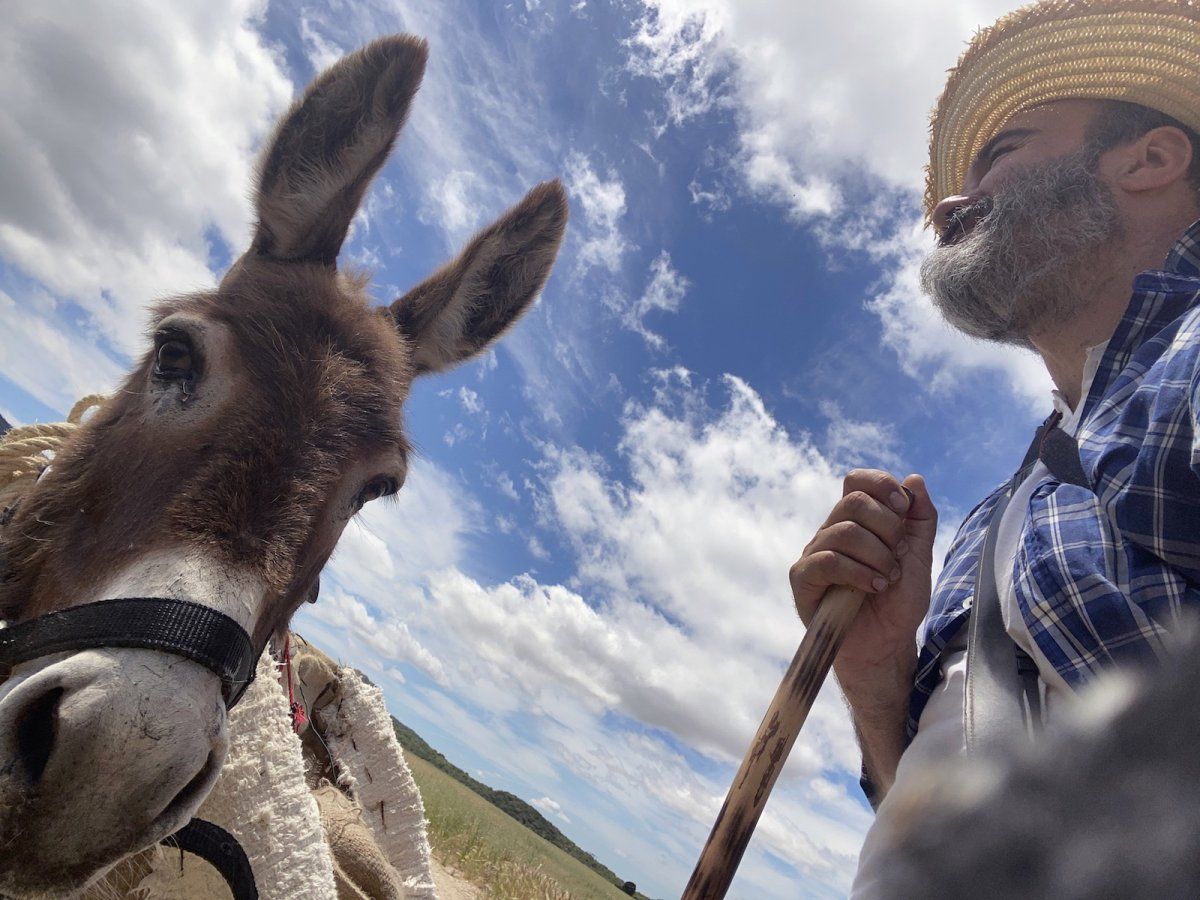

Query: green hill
[392,717,646,897]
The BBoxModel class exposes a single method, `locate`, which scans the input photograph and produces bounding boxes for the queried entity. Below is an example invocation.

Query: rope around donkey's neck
[0,395,107,518]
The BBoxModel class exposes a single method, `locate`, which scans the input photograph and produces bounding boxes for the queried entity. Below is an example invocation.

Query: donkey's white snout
[0,648,228,895]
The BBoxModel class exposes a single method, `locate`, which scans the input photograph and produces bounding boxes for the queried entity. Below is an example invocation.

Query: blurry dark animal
[877,641,1200,899]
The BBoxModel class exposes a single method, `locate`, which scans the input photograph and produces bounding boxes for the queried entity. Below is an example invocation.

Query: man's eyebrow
[975,127,1039,164]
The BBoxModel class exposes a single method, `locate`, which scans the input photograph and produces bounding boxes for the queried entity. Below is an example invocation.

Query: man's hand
[789,470,938,797]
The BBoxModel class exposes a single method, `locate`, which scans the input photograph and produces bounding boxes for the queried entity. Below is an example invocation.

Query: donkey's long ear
[390,180,568,374]
[252,35,427,266]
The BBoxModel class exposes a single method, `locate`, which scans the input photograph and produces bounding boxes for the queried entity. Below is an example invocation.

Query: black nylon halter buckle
[0,597,259,708]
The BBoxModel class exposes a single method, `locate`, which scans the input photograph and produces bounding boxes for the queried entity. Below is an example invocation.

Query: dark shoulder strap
[964,491,1027,752]
[963,410,1083,754]
[1014,409,1089,488]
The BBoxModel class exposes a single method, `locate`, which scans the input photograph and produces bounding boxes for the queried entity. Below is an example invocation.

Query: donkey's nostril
[14,686,64,784]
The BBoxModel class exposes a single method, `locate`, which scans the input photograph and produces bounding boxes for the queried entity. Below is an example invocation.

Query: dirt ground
[430,856,483,899]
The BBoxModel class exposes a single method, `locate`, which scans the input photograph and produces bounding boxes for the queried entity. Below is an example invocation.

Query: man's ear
[1115,125,1195,194]
[252,35,427,266]
[389,180,569,374]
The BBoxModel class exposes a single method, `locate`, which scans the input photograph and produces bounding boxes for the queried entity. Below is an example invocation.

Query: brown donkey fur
[0,33,566,894]
[0,35,567,639]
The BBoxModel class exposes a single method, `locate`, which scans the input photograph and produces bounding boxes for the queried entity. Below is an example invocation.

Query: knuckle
[810,550,837,577]
[794,550,829,580]
[829,520,862,543]
[843,468,875,490]
[843,491,873,516]
[846,467,886,482]
[871,469,898,489]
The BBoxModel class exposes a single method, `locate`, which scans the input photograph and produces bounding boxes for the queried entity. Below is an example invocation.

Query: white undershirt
[849,342,1107,898]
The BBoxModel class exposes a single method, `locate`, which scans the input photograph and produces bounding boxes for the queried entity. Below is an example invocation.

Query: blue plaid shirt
[908,218,1200,739]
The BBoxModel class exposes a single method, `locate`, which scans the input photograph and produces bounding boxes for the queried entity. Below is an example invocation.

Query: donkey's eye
[154,340,194,378]
[356,476,399,509]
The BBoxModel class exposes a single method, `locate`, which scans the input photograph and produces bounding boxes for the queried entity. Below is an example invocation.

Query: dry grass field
[406,753,636,900]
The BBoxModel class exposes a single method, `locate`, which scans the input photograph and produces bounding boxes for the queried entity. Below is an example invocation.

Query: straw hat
[926,0,1200,220]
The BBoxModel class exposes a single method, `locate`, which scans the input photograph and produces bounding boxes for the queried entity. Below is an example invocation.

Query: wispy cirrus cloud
[609,250,690,349]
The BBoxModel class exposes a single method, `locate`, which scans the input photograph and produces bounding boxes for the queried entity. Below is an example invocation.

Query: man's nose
[931,194,976,235]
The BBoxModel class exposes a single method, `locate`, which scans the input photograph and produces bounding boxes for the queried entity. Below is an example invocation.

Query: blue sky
[1,0,1050,895]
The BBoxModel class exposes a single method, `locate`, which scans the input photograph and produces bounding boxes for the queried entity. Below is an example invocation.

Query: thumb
[901,473,938,545]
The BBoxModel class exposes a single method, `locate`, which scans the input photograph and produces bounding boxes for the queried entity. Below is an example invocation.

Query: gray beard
[920,149,1124,347]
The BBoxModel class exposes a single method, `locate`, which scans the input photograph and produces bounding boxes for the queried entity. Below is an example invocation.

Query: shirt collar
[1080,218,1200,419]
[1164,217,1200,277]
[1052,339,1108,419]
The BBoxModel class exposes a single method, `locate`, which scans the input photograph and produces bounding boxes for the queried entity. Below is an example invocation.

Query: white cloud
[457,386,483,415]
[327,457,480,600]
[476,350,499,377]
[688,176,732,216]
[624,5,730,134]
[302,455,485,686]
[531,795,571,823]
[625,0,1052,410]
[308,588,449,686]
[443,422,470,447]
[627,0,1021,203]
[0,0,293,356]
[299,14,346,75]
[417,559,864,891]
[495,471,519,501]
[820,401,904,472]
[301,367,874,893]
[423,169,488,237]
[564,152,630,273]
[611,250,689,349]
[546,370,846,664]
[0,289,126,414]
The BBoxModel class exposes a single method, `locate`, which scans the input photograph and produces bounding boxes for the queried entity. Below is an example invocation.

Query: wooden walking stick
[682,585,866,899]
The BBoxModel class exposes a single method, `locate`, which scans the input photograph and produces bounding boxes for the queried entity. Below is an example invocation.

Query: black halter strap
[0,597,258,707]
[163,819,259,899]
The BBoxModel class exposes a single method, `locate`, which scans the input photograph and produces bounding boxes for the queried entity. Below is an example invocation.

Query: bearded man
[786,1,1200,895]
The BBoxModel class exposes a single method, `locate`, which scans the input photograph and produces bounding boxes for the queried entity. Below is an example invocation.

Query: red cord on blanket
[281,634,308,733]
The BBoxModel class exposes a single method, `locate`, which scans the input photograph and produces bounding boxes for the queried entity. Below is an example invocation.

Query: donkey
[0,34,566,896]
